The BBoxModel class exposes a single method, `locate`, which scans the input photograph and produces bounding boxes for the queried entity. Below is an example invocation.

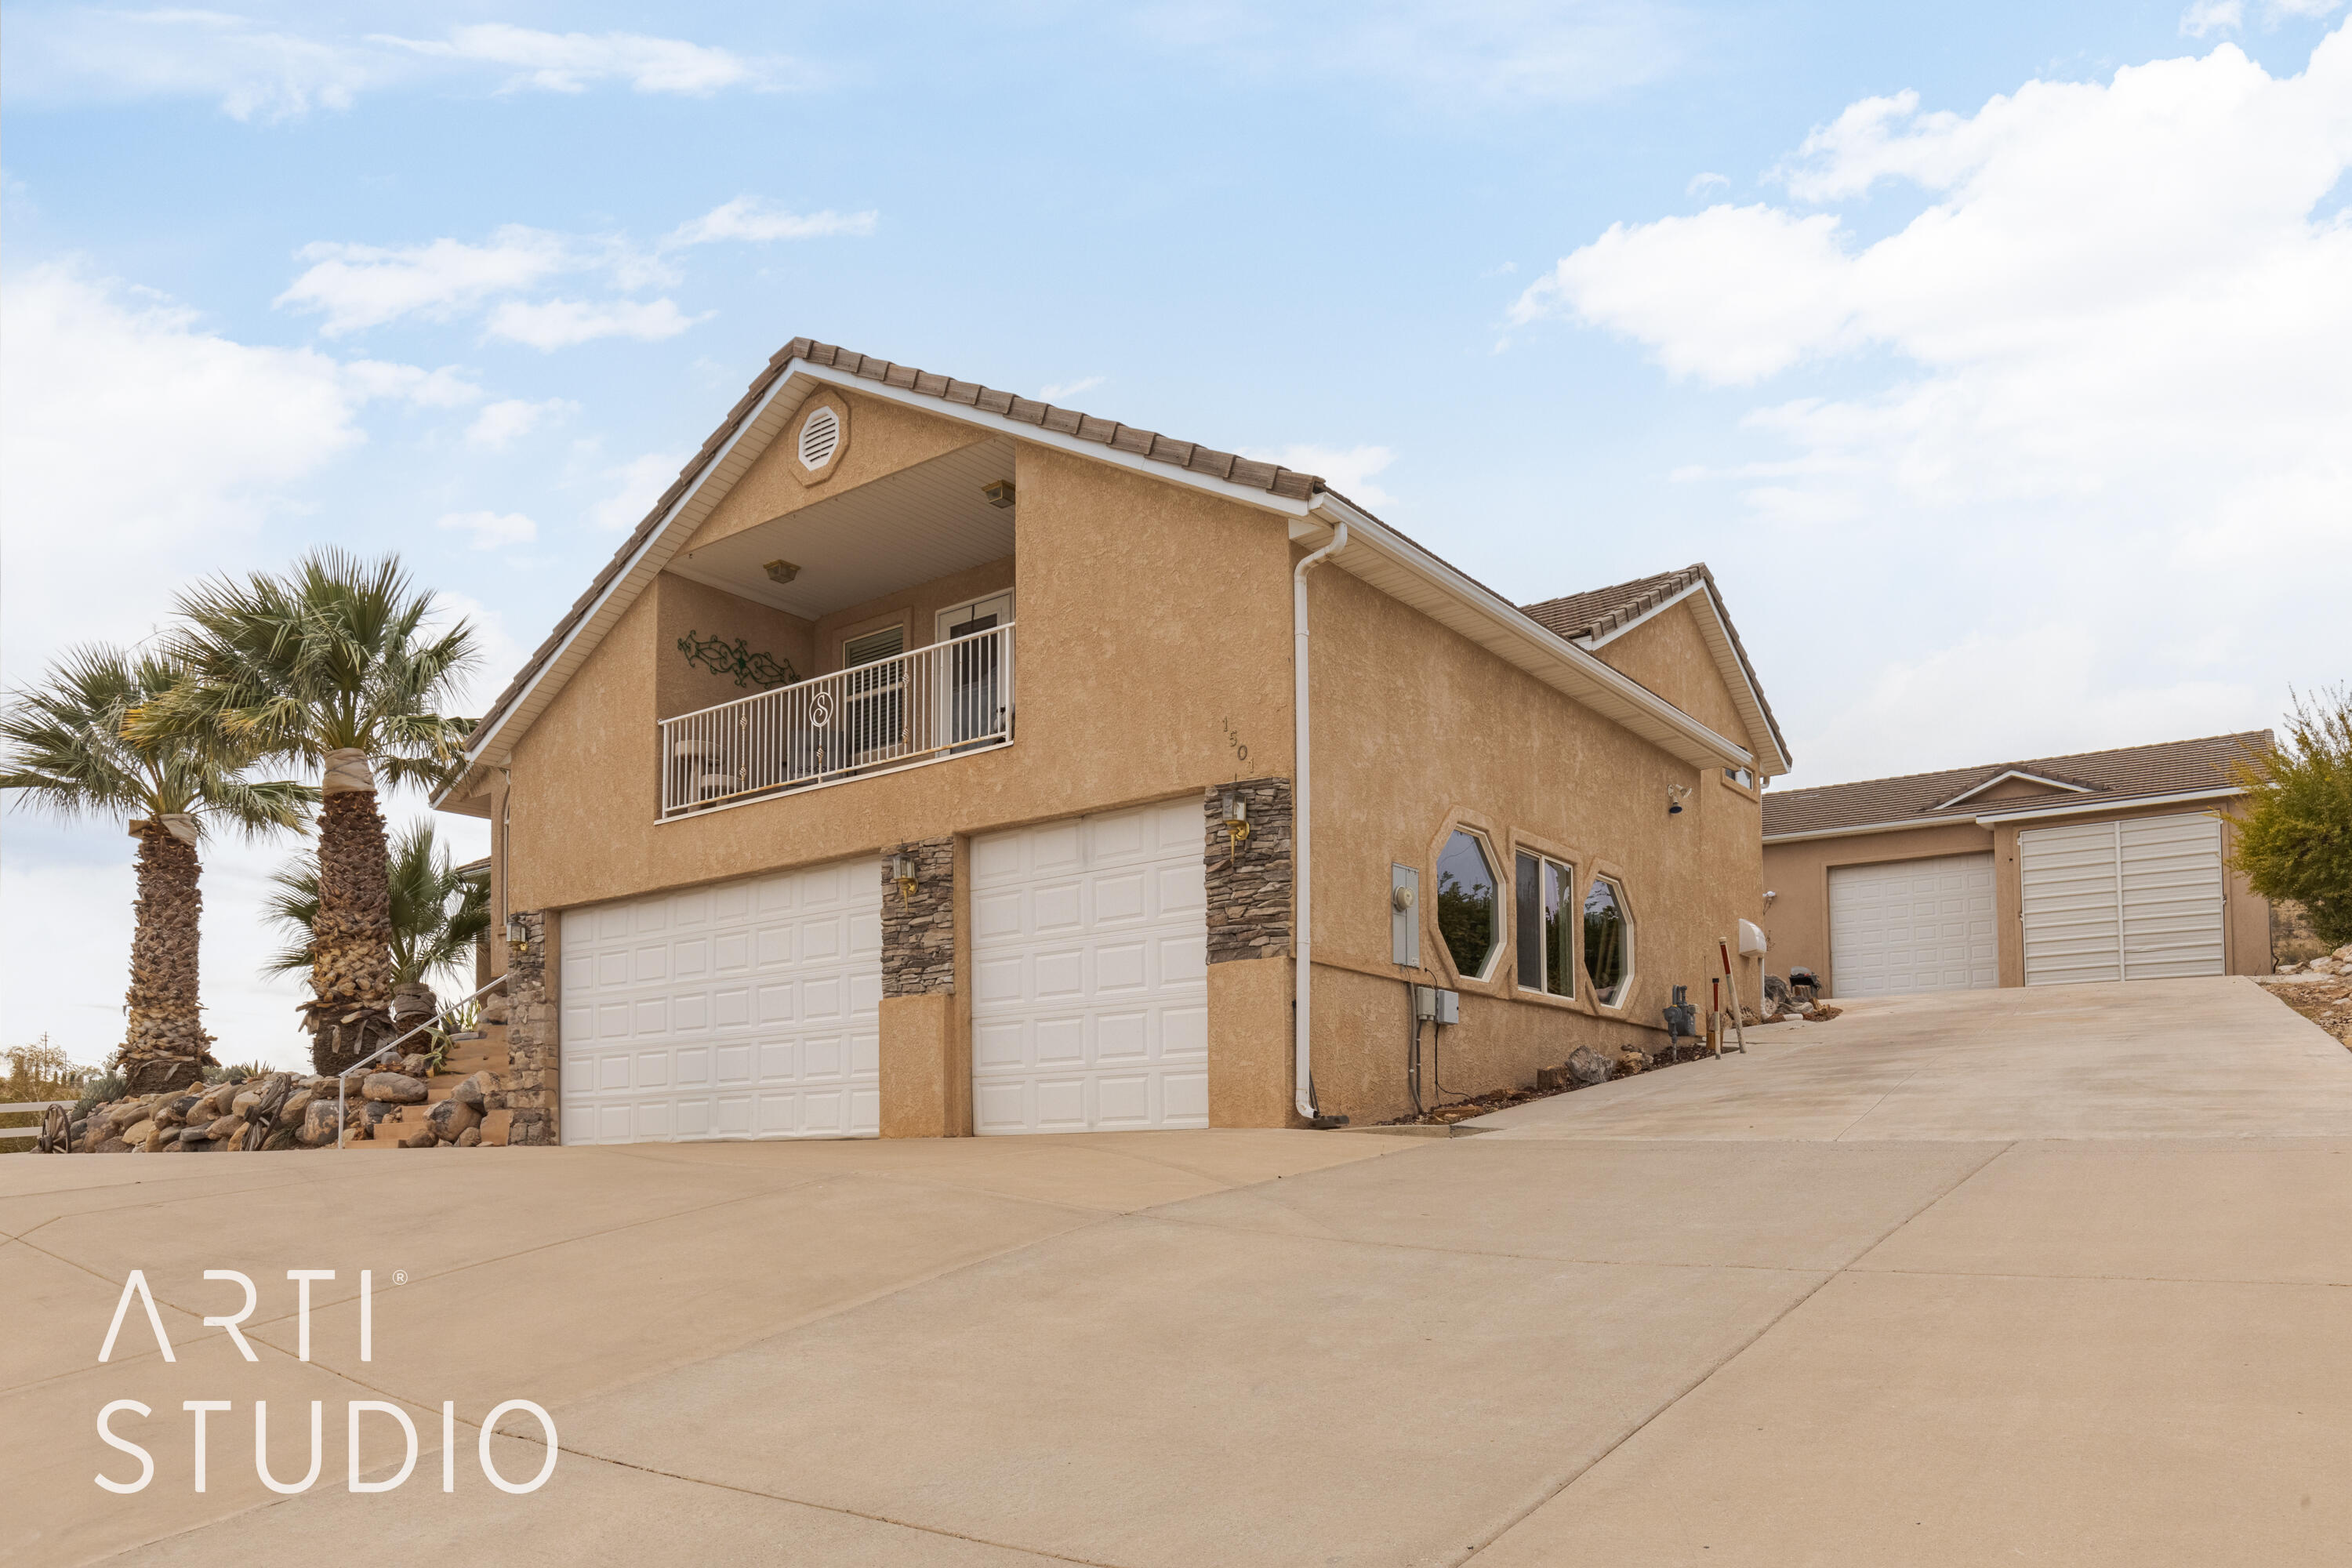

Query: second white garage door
[2020,812,2226,985]
[558,858,883,1145]
[971,799,1210,1134]
[1828,852,1998,997]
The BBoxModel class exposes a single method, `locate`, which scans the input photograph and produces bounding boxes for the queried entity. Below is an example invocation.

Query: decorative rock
[205,1112,241,1141]
[397,1125,436,1149]
[362,1072,428,1104]
[231,1088,263,1116]
[426,1099,481,1142]
[400,1053,432,1078]
[456,1127,482,1147]
[1566,1045,1616,1086]
[178,1125,211,1144]
[300,1100,344,1146]
[451,1071,497,1109]
[481,992,510,1025]
[283,1089,315,1122]
[97,1138,129,1154]
[124,1119,157,1149]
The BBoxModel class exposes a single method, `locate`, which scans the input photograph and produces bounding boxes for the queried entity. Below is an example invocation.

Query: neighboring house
[1759,733,2273,998]
[434,339,1790,1145]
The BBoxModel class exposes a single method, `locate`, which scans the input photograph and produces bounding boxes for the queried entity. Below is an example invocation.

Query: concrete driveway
[6,975,2348,1566]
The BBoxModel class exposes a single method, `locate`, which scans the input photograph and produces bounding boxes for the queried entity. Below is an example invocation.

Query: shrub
[2227,686,2352,947]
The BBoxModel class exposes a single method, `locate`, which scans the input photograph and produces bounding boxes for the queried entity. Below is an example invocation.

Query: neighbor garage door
[2020,811,2225,986]
[558,858,883,1144]
[971,799,1209,1134]
[1828,852,1998,997]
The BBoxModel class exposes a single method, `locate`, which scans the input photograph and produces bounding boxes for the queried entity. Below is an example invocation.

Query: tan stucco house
[435,339,1791,1145]
[1759,733,2273,998]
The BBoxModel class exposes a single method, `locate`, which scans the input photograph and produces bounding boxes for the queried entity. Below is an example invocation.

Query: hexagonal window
[1436,829,1501,979]
[1583,876,1632,1006]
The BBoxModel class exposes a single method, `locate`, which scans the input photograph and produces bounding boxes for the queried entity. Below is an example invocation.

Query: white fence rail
[2,1099,76,1141]
[660,622,1014,819]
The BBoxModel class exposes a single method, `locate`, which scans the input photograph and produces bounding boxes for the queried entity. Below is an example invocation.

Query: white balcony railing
[659,622,1014,819]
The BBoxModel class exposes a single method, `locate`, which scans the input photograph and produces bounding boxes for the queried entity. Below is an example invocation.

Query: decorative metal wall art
[677,631,797,690]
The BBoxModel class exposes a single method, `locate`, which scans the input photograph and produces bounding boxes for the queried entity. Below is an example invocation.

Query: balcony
[659,622,1014,819]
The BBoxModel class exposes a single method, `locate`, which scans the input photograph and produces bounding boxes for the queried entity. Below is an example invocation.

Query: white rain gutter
[1292,518,1349,1125]
[1973,786,2241,826]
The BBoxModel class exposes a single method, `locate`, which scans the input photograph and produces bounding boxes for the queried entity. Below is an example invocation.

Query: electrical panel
[1391,862,1419,967]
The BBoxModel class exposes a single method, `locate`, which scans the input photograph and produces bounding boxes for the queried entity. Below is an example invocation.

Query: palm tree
[260,822,489,1027]
[143,550,477,1075]
[1,646,312,1093]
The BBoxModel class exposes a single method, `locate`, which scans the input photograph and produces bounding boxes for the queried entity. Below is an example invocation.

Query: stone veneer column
[879,839,964,1137]
[1204,779,1298,1127]
[503,909,557,1146]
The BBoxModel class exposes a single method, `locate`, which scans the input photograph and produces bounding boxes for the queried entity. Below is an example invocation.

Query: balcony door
[840,625,906,761]
[936,592,1014,746]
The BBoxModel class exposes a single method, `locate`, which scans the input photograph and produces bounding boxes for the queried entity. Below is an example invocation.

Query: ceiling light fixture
[763,559,800,584]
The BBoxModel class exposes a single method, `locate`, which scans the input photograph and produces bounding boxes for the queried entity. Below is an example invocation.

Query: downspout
[1293,519,1348,1126]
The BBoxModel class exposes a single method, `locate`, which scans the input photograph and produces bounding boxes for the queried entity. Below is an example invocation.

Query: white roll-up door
[1828,852,1998,997]
[558,858,884,1144]
[970,799,1209,1134]
[2020,812,2224,985]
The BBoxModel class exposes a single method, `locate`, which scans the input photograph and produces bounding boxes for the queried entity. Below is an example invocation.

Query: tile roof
[1521,564,1791,771]
[1762,731,2271,839]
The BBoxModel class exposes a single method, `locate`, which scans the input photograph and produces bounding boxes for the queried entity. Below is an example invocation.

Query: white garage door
[971,799,1209,1134]
[1828,852,1998,997]
[2020,812,2225,986]
[558,858,883,1144]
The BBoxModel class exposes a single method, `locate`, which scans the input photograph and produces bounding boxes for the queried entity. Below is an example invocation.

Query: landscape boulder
[362,1072,427,1105]
[300,1100,345,1146]
[1566,1045,1616,1086]
[450,1071,497,1109]
[426,1099,481,1142]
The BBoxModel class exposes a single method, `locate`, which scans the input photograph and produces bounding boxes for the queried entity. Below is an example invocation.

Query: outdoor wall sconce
[1667,784,1693,816]
[1220,791,1250,869]
[763,558,801,584]
[504,916,530,953]
[892,853,920,902]
[982,480,1016,510]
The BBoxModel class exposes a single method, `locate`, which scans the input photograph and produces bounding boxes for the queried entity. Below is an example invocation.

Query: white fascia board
[1762,815,1983,845]
[1934,769,2095,810]
[1973,786,2241,826]
[437,364,808,803]
[1300,497,1755,772]
[1572,580,1707,649]
[795,363,1316,517]
[1679,583,1793,778]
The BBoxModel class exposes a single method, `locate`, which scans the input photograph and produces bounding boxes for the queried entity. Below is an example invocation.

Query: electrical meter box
[1391,863,1420,967]
[1411,985,1460,1024]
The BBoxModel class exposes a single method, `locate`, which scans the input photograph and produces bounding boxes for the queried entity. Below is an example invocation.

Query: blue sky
[5,1,2348,1066]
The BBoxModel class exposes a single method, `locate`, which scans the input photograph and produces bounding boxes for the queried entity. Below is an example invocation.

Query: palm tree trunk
[307,786,397,1076]
[118,819,212,1094]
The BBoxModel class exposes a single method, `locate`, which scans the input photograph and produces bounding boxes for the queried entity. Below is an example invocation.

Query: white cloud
[434,509,538,549]
[2,13,793,122]
[592,452,687,531]
[1686,170,1730,195]
[1242,443,1398,506]
[664,198,879,247]
[2181,1,2245,35]
[277,228,587,336]
[1038,376,1107,402]
[372,24,782,97]
[485,296,704,350]
[464,396,575,450]
[1514,25,2352,786]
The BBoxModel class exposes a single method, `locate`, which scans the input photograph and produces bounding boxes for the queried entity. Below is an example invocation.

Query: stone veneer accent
[503,909,556,1146]
[1205,778,1292,964]
[881,838,956,997]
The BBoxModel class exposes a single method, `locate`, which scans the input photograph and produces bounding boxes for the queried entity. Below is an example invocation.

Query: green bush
[2227,686,2352,947]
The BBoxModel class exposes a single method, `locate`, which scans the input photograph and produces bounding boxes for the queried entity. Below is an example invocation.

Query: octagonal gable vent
[797,405,841,470]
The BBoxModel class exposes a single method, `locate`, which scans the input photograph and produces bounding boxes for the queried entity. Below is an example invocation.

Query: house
[434,339,1790,1145]
[1759,733,2273,998]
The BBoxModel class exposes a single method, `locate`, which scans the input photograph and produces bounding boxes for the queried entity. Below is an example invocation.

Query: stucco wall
[655,572,815,720]
[1762,800,2271,994]
[1302,559,1766,1127]
[495,420,1296,918]
[1588,601,1748,744]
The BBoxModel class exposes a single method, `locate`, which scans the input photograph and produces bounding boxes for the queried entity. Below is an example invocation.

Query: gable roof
[1762,731,2270,841]
[1520,563,1791,773]
[442,339,1792,804]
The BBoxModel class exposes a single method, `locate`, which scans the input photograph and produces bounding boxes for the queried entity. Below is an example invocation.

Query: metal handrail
[335,973,509,1149]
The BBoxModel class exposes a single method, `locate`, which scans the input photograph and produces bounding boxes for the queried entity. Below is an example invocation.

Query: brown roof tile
[1762,731,2271,838]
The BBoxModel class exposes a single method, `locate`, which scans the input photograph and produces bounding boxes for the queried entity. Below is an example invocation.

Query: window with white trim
[1582,877,1632,1006]
[1515,851,1574,998]
[1436,829,1501,980]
